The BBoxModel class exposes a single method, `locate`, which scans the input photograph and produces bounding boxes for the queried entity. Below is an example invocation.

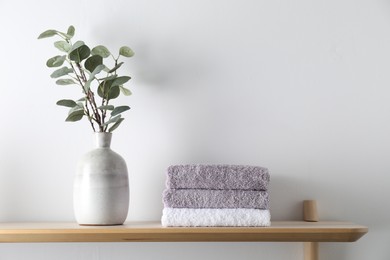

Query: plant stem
[84,100,97,132]
[70,61,104,132]
[75,62,105,132]
[69,62,96,131]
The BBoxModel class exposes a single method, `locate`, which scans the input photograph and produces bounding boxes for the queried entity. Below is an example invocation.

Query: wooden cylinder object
[304,242,319,260]
[303,200,318,222]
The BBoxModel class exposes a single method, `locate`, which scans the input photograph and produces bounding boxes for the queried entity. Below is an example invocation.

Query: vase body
[73,132,129,225]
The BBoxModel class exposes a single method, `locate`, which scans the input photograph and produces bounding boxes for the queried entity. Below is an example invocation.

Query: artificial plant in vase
[38,25,134,133]
[38,25,134,225]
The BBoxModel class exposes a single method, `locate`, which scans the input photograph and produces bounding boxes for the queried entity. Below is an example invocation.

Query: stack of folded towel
[161,164,271,227]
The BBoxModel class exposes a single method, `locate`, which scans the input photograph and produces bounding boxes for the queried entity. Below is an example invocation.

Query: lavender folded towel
[163,189,269,209]
[166,164,270,190]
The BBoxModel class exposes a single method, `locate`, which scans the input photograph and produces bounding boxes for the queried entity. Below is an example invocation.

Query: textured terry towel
[161,208,271,227]
[166,164,270,190]
[163,189,269,209]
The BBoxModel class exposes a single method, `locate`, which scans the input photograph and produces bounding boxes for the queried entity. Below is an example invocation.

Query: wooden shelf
[0,221,367,243]
[0,201,368,260]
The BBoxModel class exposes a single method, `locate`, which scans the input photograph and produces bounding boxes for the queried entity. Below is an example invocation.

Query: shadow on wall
[0,155,24,221]
[88,23,216,91]
[132,40,216,90]
[269,175,352,259]
[269,175,307,221]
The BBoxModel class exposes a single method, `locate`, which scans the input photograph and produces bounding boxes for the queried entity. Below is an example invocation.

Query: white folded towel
[161,208,271,227]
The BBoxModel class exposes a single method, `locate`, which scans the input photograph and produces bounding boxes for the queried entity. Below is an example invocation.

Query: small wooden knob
[303,200,318,222]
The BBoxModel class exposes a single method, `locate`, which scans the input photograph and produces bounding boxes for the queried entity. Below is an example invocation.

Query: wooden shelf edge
[0,221,368,243]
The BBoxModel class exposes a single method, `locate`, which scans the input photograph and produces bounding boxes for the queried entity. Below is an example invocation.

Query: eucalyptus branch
[75,62,103,130]
[38,25,134,133]
[69,62,97,131]
[84,104,96,132]
[69,63,85,89]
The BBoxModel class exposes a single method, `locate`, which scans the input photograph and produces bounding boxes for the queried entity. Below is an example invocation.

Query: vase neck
[94,132,112,148]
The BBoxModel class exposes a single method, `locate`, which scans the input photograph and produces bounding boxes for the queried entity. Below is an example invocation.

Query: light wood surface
[304,241,319,260]
[303,200,319,222]
[303,200,319,260]
[0,221,368,243]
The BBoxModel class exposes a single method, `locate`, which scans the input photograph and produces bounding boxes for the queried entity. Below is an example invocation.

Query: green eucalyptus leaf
[54,41,71,52]
[56,99,77,108]
[69,41,85,52]
[111,106,130,117]
[84,81,92,92]
[69,44,91,62]
[38,28,72,40]
[90,64,105,76]
[119,86,132,96]
[97,79,120,100]
[111,76,131,87]
[108,118,124,132]
[104,115,121,125]
[119,46,134,57]
[67,25,75,38]
[97,86,104,98]
[56,31,72,40]
[108,62,124,73]
[46,55,66,67]
[50,67,73,78]
[108,85,120,99]
[65,110,84,122]
[84,64,106,91]
[91,45,110,58]
[38,29,58,39]
[68,105,83,115]
[98,105,114,110]
[97,77,122,100]
[56,78,77,85]
[85,55,103,73]
[76,102,84,108]
[97,79,113,98]
[98,75,117,81]
[78,97,87,102]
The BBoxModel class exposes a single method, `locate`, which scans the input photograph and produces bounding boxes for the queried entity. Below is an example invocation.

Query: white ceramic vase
[73,132,129,225]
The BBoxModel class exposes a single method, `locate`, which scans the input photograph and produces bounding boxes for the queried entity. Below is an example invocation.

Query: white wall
[0,0,389,259]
